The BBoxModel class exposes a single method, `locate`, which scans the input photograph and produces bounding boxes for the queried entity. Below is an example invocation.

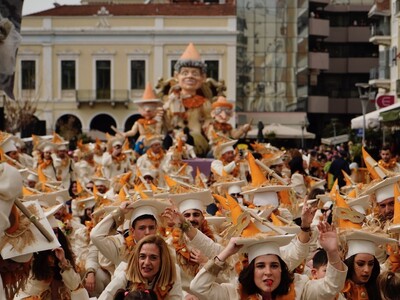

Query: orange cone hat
[213,193,260,237]
[180,43,201,61]
[335,192,362,229]
[362,147,388,180]
[247,152,267,187]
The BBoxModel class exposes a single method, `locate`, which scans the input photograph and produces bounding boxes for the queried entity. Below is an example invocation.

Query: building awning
[351,101,400,129]
[381,108,400,122]
[321,134,349,146]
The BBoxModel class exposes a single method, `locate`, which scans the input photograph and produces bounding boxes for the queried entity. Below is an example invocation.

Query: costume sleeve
[98,262,128,300]
[60,266,82,291]
[290,173,307,198]
[166,264,183,300]
[190,260,238,300]
[211,160,236,176]
[90,214,124,266]
[188,229,224,258]
[85,242,101,273]
[300,263,348,299]
[280,234,313,272]
[101,152,112,167]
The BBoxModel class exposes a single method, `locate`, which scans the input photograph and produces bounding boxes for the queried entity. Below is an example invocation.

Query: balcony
[308,95,329,113]
[76,89,130,108]
[348,57,379,73]
[309,18,329,37]
[369,23,391,46]
[309,52,329,70]
[368,0,390,18]
[369,66,390,89]
[348,26,371,42]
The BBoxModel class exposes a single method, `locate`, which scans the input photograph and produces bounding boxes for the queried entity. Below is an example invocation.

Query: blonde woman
[99,235,182,300]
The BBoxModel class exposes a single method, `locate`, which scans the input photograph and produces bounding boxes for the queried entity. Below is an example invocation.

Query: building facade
[16,1,236,136]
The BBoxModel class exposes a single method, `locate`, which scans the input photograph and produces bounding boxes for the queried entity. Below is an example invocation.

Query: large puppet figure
[162,43,212,154]
[206,96,250,150]
[118,82,163,156]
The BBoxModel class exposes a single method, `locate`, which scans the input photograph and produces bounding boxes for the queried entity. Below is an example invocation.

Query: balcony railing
[370,23,390,36]
[369,66,390,80]
[76,89,130,107]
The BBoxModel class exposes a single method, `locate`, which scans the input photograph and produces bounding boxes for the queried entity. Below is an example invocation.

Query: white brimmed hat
[169,189,213,213]
[0,131,17,153]
[144,135,163,147]
[205,216,226,231]
[236,234,296,262]
[44,203,64,228]
[38,141,55,153]
[344,229,397,259]
[75,196,96,210]
[346,195,370,215]
[36,188,71,208]
[1,200,61,261]
[0,163,23,233]
[316,194,333,208]
[360,175,400,203]
[241,152,292,207]
[215,180,246,195]
[126,199,170,225]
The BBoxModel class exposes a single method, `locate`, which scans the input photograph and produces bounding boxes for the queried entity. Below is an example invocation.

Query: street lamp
[300,115,310,149]
[355,83,372,147]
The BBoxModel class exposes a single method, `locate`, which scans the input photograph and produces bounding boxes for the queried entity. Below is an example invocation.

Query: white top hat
[41,142,55,153]
[214,139,237,158]
[38,188,70,208]
[1,200,60,261]
[126,199,170,225]
[0,163,23,233]
[360,175,400,203]
[346,195,370,215]
[93,177,110,188]
[0,134,17,153]
[44,203,65,228]
[236,234,296,262]
[205,216,226,231]
[344,229,397,259]
[241,185,292,207]
[316,194,333,208]
[75,196,96,210]
[215,180,246,195]
[27,172,39,182]
[169,189,213,213]
[144,135,163,147]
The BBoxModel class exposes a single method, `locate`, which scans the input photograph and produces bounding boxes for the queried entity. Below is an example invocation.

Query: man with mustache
[164,189,216,300]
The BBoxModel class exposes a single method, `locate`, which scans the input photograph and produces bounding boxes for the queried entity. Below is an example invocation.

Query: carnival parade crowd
[1,43,400,300]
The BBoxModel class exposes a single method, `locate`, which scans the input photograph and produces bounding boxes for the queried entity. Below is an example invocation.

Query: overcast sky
[23,0,81,16]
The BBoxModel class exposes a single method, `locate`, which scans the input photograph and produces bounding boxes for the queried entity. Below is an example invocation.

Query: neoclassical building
[17,1,236,136]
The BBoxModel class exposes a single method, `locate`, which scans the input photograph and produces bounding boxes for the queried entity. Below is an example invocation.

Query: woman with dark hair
[15,228,89,299]
[338,230,395,300]
[341,255,380,299]
[99,234,182,300]
[190,222,347,299]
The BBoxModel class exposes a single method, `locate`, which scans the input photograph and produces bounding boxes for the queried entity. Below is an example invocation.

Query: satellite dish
[144,0,152,4]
